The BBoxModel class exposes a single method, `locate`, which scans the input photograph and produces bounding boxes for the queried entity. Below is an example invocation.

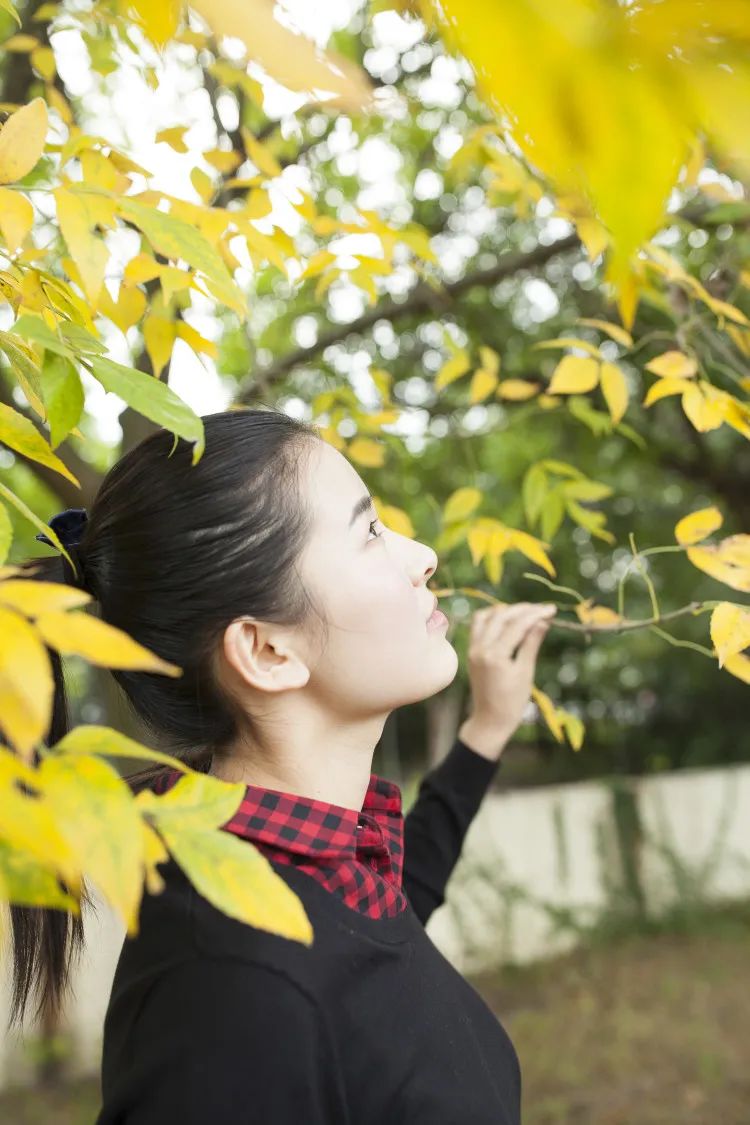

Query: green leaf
[0,0,22,27]
[9,314,75,360]
[87,354,205,464]
[701,202,750,225]
[0,502,12,565]
[58,322,108,355]
[39,352,84,448]
[0,480,78,571]
[0,329,44,401]
[118,198,245,317]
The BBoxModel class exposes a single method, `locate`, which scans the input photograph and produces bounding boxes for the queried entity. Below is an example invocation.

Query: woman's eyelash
[368,518,383,540]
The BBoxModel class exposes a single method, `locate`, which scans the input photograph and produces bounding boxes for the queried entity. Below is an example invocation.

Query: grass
[2,904,749,1123]
[469,902,750,1124]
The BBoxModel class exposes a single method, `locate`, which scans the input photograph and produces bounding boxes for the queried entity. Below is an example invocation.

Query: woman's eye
[367,518,384,541]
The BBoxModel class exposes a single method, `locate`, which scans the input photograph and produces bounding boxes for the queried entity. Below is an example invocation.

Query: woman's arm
[403,601,557,926]
[402,731,502,926]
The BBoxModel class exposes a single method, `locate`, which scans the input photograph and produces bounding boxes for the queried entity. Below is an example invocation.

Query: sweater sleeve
[111,957,348,1124]
[402,736,501,927]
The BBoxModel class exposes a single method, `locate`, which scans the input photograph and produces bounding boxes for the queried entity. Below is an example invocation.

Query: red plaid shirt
[151,766,407,919]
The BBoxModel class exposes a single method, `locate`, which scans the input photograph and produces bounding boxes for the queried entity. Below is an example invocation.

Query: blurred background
[1,0,749,1122]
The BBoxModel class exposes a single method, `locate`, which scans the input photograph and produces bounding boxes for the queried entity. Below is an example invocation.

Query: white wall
[1,762,749,1089]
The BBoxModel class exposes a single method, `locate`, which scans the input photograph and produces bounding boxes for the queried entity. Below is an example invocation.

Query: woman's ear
[222,617,310,693]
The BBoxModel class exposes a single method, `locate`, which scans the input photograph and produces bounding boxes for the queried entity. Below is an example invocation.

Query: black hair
[5,406,325,1031]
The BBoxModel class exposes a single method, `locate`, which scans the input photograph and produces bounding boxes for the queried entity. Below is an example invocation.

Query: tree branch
[235,231,582,403]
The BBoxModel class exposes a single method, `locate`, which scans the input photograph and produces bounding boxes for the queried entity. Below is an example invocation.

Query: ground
[1,907,748,1124]
[469,905,750,1124]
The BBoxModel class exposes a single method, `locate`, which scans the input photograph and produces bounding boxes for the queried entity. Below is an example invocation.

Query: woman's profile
[7,407,556,1123]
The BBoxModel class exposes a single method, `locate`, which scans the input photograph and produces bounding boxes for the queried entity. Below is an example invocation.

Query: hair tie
[35,507,90,589]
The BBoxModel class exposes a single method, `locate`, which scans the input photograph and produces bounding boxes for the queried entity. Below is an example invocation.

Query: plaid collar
[151,766,405,888]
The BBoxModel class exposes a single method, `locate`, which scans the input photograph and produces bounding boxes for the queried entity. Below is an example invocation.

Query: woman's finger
[472,602,532,645]
[484,604,555,659]
[516,612,553,666]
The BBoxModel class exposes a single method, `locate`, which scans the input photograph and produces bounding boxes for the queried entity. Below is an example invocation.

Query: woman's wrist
[457,715,514,762]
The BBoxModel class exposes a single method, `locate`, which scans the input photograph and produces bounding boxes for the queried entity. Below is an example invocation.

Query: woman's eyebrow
[349,494,374,528]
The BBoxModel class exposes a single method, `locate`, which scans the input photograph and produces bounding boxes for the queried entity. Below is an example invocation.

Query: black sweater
[95,738,521,1123]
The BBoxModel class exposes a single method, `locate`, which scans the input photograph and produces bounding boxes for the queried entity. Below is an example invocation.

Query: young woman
[9,407,556,1123]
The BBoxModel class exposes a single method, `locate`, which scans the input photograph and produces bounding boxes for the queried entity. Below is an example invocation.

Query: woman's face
[295,437,459,719]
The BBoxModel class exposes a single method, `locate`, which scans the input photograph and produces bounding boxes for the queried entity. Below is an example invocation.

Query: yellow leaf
[559,708,585,751]
[176,320,218,359]
[444,487,482,524]
[141,819,169,893]
[0,578,91,616]
[31,45,56,80]
[723,650,750,685]
[143,314,177,378]
[643,376,688,407]
[599,361,628,424]
[575,318,633,347]
[190,165,214,203]
[531,685,564,743]
[53,723,189,773]
[0,838,80,911]
[485,528,509,586]
[123,252,163,286]
[126,0,183,46]
[158,266,191,305]
[644,350,697,379]
[54,187,109,304]
[507,528,556,577]
[534,337,602,359]
[575,599,623,627]
[0,747,80,889]
[710,602,750,669]
[45,82,72,125]
[687,546,750,593]
[435,350,471,390]
[376,502,414,538]
[0,400,80,485]
[154,821,313,941]
[478,345,500,376]
[190,0,375,114]
[37,753,145,935]
[2,33,38,50]
[0,97,48,184]
[80,149,130,195]
[98,284,147,334]
[496,378,540,400]
[705,297,750,327]
[469,366,499,403]
[467,520,495,567]
[34,610,183,676]
[548,355,600,395]
[204,147,242,174]
[675,506,723,546]
[241,127,282,178]
[0,187,33,252]
[347,437,385,467]
[155,124,189,152]
[681,382,726,432]
[0,605,53,759]
[136,770,245,831]
[576,216,610,263]
[718,535,750,568]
